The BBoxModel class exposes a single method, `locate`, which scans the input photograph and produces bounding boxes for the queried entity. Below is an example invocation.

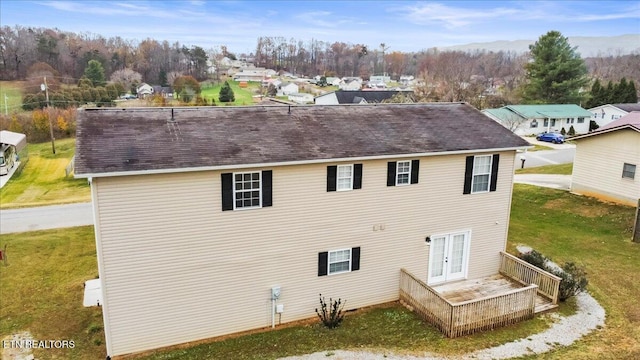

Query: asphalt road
[514,137,576,169]
[0,202,93,234]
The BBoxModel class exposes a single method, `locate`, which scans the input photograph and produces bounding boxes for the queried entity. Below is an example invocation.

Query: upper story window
[327,164,362,192]
[337,165,353,191]
[472,155,492,193]
[234,172,261,209]
[622,163,636,180]
[463,154,500,195]
[396,161,411,185]
[387,160,420,187]
[221,170,272,211]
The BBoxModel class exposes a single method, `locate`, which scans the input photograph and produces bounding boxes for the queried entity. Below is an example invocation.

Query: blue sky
[1,0,639,54]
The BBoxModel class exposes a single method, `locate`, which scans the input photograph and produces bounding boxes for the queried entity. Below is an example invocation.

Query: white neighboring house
[277,82,299,96]
[326,77,342,86]
[136,83,154,98]
[339,79,362,91]
[570,112,640,206]
[287,93,314,104]
[588,103,640,128]
[399,75,415,86]
[483,104,593,136]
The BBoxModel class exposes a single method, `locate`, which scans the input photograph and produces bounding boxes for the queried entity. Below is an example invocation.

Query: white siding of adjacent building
[571,129,640,206]
[589,105,629,128]
[92,151,516,356]
[314,93,338,105]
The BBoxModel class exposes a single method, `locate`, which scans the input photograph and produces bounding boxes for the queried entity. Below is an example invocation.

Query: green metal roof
[504,104,592,119]
[483,108,524,121]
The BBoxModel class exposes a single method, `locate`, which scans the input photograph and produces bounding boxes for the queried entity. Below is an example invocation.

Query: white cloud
[399,3,520,28]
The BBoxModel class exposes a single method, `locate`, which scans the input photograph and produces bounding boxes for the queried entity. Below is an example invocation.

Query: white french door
[428,231,470,284]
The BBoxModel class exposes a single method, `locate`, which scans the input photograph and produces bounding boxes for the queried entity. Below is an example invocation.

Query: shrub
[519,250,548,270]
[568,125,576,136]
[552,262,588,302]
[315,294,346,329]
[519,250,588,302]
[560,127,566,135]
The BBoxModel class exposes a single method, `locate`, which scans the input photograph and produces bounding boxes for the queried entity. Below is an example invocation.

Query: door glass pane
[450,234,466,273]
[430,237,446,277]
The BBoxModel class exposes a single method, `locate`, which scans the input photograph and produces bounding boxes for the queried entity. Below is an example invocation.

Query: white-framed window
[234,172,261,209]
[337,164,353,191]
[472,155,492,193]
[530,120,538,128]
[329,249,351,275]
[577,117,585,123]
[396,160,411,185]
[622,163,636,180]
[567,118,574,124]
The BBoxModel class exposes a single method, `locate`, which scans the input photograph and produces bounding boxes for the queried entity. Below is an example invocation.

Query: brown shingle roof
[75,103,529,177]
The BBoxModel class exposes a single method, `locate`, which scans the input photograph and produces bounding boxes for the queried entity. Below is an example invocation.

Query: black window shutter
[327,166,337,192]
[351,247,361,271]
[353,164,363,189]
[318,252,328,276]
[387,162,396,186]
[262,170,272,207]
[221,173,233,211]
[410,159,420,184]
[463,156,474,194]
[490,154,500,192]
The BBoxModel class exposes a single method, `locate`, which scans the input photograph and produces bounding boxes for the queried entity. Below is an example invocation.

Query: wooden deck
[431,274,557,313]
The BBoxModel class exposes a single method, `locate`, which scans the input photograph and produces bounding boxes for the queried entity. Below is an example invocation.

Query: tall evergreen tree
[219,81,235,103]
[522,31,588,104]
[612,78,628,103]
[626,80,638,103]
[83,60,106,87]
[605,81,615,104]
[586,79,604,108]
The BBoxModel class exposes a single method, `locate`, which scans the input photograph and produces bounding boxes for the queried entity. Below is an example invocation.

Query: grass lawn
[1,186,637,359]
[0,138,90,209]
[0,80,25,113]
[0,226,105,360]
[515,163,573,175]
[507,184,639,359]
[200,81,258,106]
[528,144,554,151]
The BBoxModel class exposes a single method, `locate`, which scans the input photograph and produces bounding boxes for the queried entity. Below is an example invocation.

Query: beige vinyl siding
[572,130,640,206]
[93,151,516,356]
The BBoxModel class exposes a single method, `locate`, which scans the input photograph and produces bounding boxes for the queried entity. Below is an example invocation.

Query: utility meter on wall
[271,286,281,300]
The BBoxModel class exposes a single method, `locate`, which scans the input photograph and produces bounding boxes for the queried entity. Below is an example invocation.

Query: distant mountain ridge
[441,34,640,57]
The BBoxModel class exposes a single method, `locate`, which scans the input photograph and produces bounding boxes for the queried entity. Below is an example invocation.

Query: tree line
[2,26,638,89]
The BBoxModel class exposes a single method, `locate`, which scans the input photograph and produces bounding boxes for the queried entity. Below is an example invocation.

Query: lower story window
[329,249,351,275]
[622,163,636,179]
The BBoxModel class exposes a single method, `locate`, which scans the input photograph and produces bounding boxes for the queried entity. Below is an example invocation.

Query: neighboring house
[287,92,314,104]
[152,86,173,98]
[570,111,640,206]
[314,90,412,105]
[483,104,593,136]
[588,103,640,128]
[75,104,540,357]
[339,79,362,91]
[277,82,299,96]
[233,67,275,82]
[136,83,153,98]
[399,75,415,86]
[370,75,391,84]
[325,77,342,86]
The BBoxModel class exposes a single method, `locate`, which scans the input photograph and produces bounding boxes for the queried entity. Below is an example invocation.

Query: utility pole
[380,43,390,77]
[3,93,8,115]
[42,76,56,154]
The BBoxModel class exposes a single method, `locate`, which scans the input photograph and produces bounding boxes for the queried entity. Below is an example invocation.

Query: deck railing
[399,268,538,338]
[499,251,561,304]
